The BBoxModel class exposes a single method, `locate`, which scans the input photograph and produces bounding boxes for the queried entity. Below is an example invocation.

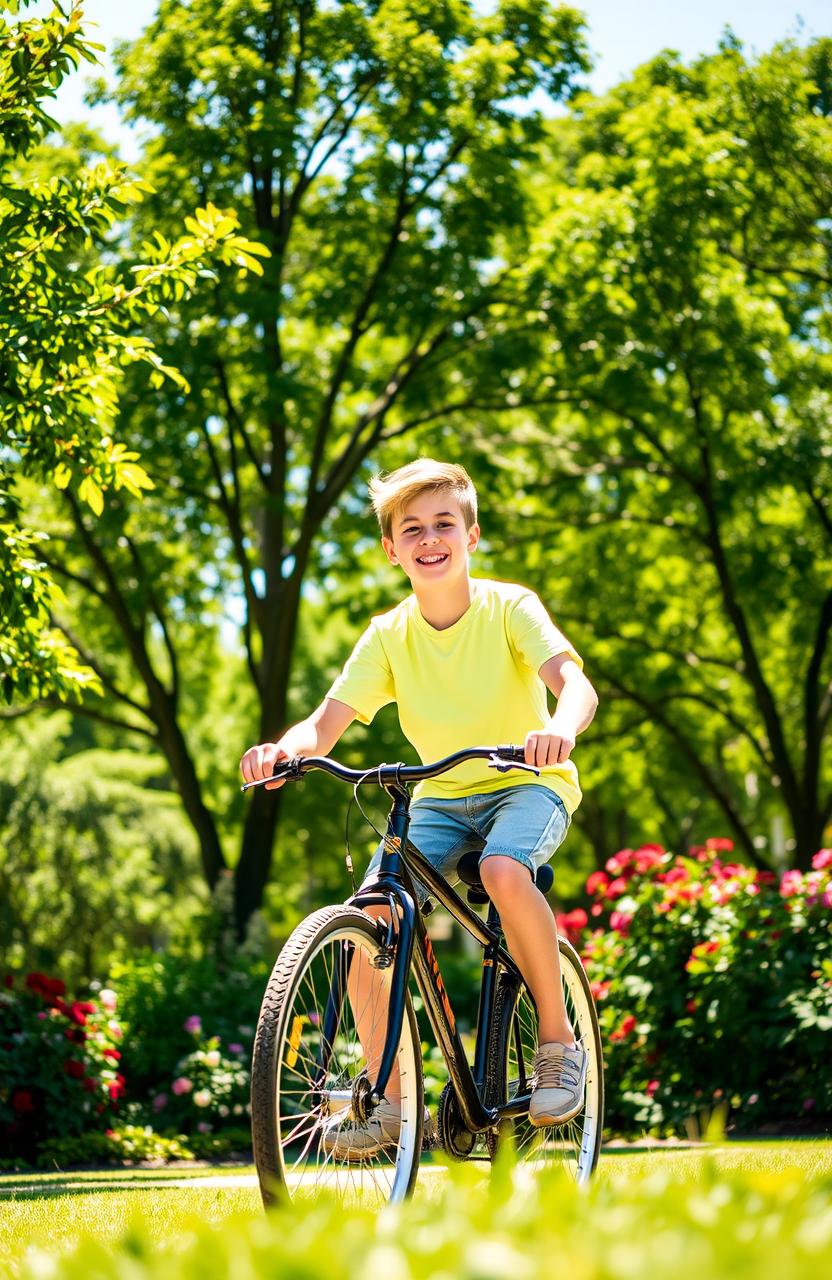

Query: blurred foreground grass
[1,1143,831,1279]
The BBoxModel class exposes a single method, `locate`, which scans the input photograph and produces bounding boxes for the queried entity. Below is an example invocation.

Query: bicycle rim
[488,938,603,1183]
[251,905,423,1207]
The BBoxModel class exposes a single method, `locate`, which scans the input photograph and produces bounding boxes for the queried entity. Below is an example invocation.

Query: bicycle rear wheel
[251,904,423,1207]
[486,936,603,1183]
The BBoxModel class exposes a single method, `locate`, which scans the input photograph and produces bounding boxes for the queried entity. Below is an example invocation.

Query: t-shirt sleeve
[325,622,395,725]
[509,591,583,674]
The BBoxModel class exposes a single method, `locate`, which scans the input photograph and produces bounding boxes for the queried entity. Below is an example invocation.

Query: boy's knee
[479,855,533,902]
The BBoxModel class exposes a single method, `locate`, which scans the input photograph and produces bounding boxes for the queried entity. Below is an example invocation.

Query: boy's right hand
[239,741,292,790]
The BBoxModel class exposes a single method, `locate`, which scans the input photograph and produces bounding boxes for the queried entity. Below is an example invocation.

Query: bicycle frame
[343,779,528,1134]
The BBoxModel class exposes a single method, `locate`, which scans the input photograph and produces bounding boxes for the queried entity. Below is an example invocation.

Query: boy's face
[382,488,479,587]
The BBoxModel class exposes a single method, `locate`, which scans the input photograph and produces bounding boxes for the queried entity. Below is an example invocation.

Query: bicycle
[242,744,604,1207]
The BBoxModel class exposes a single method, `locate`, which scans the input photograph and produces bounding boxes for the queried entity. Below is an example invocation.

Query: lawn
[1,1141,831,1279]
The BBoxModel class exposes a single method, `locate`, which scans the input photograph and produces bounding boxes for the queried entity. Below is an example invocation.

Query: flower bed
[557,843,832,1135]
[0,974,126,1160]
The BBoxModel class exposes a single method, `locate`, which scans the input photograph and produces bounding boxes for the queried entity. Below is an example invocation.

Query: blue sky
[34,0,832,161]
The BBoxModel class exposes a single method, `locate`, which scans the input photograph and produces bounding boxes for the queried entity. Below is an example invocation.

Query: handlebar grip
[496,744,526,762]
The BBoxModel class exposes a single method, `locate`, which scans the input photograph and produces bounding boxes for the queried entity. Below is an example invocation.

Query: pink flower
[823,888,832,909]
[811,849,832,871]
[99,989,118,1012]
[193,1089,212,1108]
[153,1093,168,1112]
[228,1043,244,1055]
[107,1020,122,1039]
[606,877,629,899]
[590,981,610,1001]
[634,846,665,873]
[171,1076,193,1096]
[610,910,633,936]
[657,867,688,885]
[646,1079,660,1097]
[197,1121,212,1134]
[780,870,804,897]
[183,1015,202,1035]
[803,1097,816,1112]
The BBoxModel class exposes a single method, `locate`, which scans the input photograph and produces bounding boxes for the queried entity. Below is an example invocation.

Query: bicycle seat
[456,851,554,905]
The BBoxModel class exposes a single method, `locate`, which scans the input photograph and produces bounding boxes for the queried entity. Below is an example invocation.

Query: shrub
[0,973,126,1160]
[106,947,267,1113]
[572,842,832,1134]
[39,1126,193,1168]
[152,1026,250,1132]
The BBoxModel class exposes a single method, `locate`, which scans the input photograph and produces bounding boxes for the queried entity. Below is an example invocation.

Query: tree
[470,38,832,867]
[0,0,267,705]
[29,0,590,931]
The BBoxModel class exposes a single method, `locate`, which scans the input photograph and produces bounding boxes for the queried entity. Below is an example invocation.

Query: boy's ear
[381,535,398,565]
[467,523,480,553]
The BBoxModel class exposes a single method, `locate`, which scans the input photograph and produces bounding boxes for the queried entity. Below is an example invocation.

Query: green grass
[1,1143,831,1279]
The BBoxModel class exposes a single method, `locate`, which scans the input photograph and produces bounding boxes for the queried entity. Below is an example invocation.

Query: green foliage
[39,1125,193,1169]
[0,712,206,985]
[0,0,268,703]
[472,37,832,867]
[575,842,832,1133]
[107,921,268,1113]
[11,1153,832,1279]
[0,972,126,1160]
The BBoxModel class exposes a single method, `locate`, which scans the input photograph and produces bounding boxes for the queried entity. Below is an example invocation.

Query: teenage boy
[240,459,598,1148]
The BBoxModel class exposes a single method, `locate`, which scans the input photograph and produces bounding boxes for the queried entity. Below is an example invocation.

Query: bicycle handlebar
[240,743,536,792]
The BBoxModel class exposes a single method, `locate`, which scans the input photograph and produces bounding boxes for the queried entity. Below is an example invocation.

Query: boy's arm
[240,697,357,790]
[525,654,598,767]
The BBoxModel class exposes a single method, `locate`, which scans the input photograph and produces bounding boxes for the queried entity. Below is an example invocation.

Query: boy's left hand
[524,723,576,766]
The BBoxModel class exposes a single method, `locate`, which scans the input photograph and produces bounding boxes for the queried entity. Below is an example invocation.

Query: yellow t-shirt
[326,578,583,811]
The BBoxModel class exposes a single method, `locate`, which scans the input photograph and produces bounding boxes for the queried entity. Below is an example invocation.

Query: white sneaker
[320,1100,404,1161]
[528,1041,588,1126]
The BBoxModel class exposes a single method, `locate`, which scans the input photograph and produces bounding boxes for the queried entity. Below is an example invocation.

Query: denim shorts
[361,784,570,909]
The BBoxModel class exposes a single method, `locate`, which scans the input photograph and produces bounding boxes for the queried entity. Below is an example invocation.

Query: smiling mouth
[416,553,449,565]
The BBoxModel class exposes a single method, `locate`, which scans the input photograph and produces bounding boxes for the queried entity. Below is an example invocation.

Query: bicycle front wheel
[251,904,423,1207]
[486,936,603,1183]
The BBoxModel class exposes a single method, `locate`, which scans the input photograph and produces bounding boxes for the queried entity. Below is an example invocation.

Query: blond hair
[368,459,478,540]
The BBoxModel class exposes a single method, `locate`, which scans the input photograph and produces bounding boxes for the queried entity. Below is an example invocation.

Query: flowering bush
[0,973,126,1159]
[575,842,832,1134]
[150,1017,250,1132]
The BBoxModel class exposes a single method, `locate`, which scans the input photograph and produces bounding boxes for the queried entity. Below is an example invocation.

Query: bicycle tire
[485,936,603,1183]
[251,904,423,1207]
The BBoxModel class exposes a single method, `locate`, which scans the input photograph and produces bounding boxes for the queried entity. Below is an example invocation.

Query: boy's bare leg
[479,856,576,1046]
[346,904,402,1103]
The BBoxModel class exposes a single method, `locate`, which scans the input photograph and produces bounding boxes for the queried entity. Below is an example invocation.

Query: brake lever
[487,753,541,776]
[240,755,304,792]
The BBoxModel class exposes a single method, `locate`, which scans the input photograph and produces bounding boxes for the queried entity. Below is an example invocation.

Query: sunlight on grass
[0,1144,830,1279]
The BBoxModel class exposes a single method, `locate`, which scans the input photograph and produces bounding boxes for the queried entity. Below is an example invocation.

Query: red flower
[67,1003,89,1027]
[83,1077,97,1093]
[11,1089,35,1114]
[108,1077,126,1101]
[610,1014,637,1042]
[590,981,610,1001]
[102,1048,121,1061]
[686,999,698,1014]
[606,877,629,899]
[64,1059,85,1079]
[706,838,734,852]
[634,846,665,873]
[590,903,603,917]
[586,871,610,896]
[646,1079,660,1097]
